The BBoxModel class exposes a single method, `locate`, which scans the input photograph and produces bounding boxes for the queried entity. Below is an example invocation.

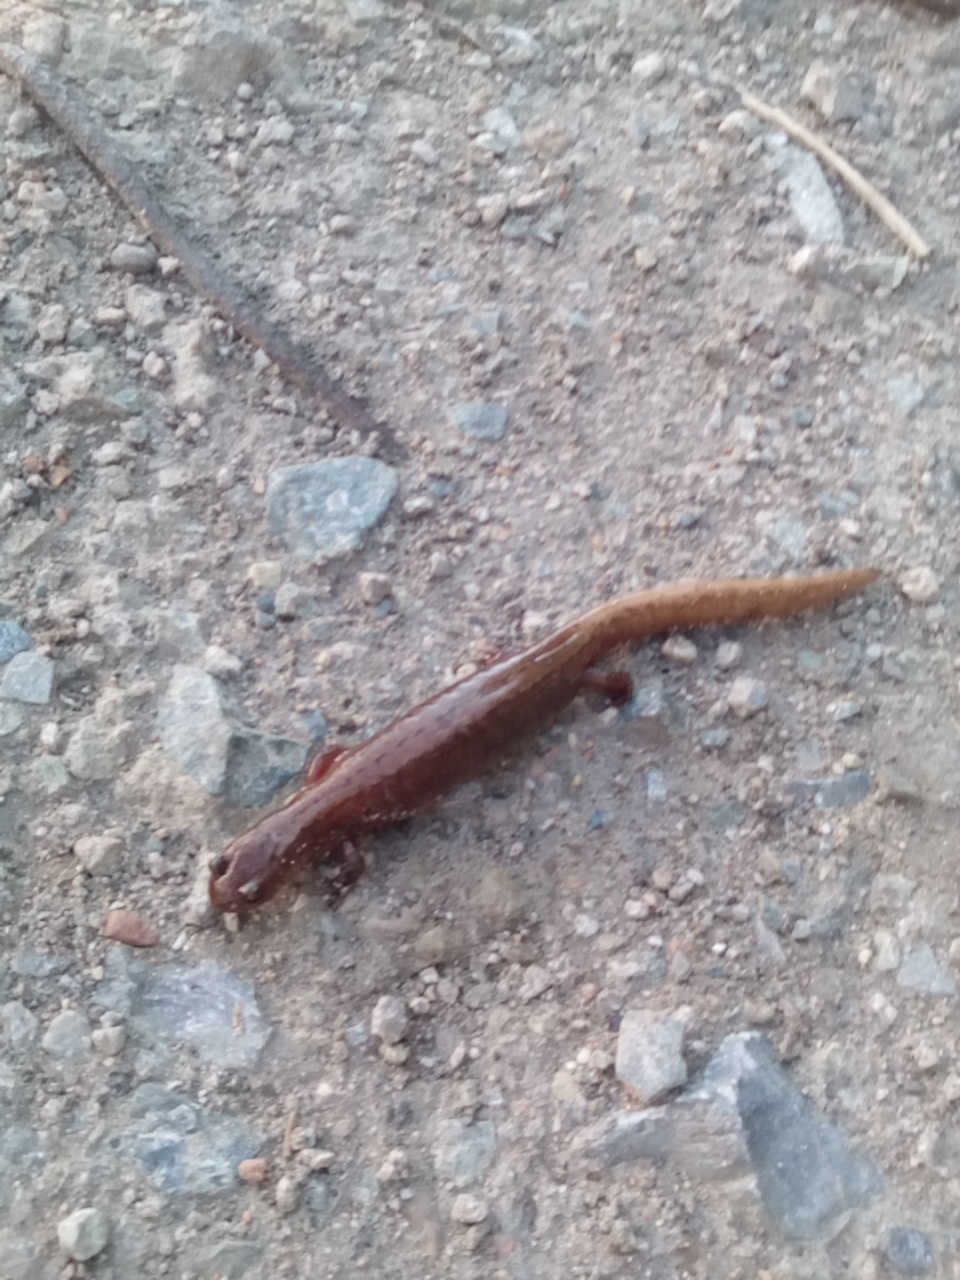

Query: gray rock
[615,1010,687,1103]
[223,726,309,808]
[434,1119,498,1188]
[265,458,398,559]
[57,1207,109,1262]
[64,717,133,781]
[886,1226,935,1275]
[450,402,508,441]
[577,1109,673,1168]
[74,833,125,878]
[110,242,158,275]
[0,704,25,736]
[158,665,308,804]
[94,948,269,1067]
[784,771,871,809]
[42,1009,93,1061]
[727,675,768,719]
[0,621,31,664]
[371,995,409,1044]
[0,651,54,704]
[801,60,865,123]
[123,1082,261,1194]
[1,1000,39,1048]
[157,666,232,793]
[0,371,29,430]
[681,1033,882,1240]
[198,1240,265,1280]
[771,141,844,245]
[11,950,67,977]
[888,377,926,419]
[898,945,958,998]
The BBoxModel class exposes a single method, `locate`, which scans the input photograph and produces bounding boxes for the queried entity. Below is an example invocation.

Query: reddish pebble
[103,909,159,948]
[238,1158,268,1183]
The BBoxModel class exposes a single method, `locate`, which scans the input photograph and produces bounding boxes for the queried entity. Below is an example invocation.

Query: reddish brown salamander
[209,569,880,913]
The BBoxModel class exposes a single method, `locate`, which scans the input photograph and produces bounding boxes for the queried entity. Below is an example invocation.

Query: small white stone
[715,640,742,671]
[37,303,68,345]
[275,1174,300,1215]
[248,560,283,590]
[727,675,768,719]
[631,52,667,85]
[371,994,409,1045]
[74,833,125,877]
[450,1193,489,1225]
[204,644,243,678]
[358,571,393,606]
[58,1208,109,1261]
[900,566,939,605]
[661,635,697,665]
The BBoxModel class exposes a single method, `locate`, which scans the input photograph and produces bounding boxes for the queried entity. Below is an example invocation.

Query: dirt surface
[3,0,960,1277]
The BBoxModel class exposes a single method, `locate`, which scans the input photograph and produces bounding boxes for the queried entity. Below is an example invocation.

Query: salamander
[208,568,880,911]
[208,568,879,913]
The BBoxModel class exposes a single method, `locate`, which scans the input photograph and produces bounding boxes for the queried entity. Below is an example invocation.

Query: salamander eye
[210,854,232,879]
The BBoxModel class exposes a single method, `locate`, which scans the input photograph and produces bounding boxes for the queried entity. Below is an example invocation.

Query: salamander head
[208,823,290,913]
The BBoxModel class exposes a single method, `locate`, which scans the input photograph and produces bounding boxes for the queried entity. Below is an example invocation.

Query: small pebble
[274,582,303,620]
[0,620,31,664]
[275,1174,300,1214]
[661,635,697,665]
[900,567,939,605]
[248,560,283,590]
[110,242,158,275]
[615,1009,687,1103]
[727,676,768,719]
[358,571,394,606]
[238,1157,269,1183]
[92,1024,126,1056]
[103,908,159,948]
[450,1193,489,1225]
[74,834,125,877]
[715,640,742,671]
[0,651,54,704]
[58,1208,109,1261]
[371,994,409,1045]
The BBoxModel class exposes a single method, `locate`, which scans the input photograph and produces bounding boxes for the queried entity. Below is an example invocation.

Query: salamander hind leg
[582,667,634,707]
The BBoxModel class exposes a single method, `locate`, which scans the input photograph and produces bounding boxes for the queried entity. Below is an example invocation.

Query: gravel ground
[3,0,960,1277]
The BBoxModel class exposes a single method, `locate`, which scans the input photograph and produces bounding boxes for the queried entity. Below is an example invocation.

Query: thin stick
[738,86,931,260]
[0,41,407,461]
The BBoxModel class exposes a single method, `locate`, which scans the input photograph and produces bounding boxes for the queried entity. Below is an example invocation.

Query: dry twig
[738,86,931,260]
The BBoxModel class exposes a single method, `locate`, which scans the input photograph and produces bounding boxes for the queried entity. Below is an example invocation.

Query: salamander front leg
[318,838,366,898]
[304,745,347,786]
[581,667,634,707]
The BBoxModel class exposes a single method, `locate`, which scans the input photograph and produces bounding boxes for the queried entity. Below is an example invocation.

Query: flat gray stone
[57,1208,109,1262]
[157,666,232,794]
[0,621,31,664]
[434,1119,498,1188]
[771,140,844,245]
[0,651,54,704]
[450,401,508,441]
[157,664,308,803]
[124,1083,261,1194]
[94,948,269,1068]
[898,945,958,998]
[784,770,871,809]
[681,1033,882,1240]
[615,1009,687,1103]
[41,1009,92,1061]
[265,457,398,559]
